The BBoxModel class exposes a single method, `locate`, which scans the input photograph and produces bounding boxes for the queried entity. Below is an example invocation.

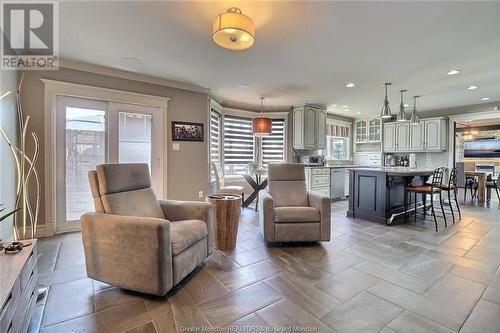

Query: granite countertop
[349,166,435,175]
[305,164,366,169]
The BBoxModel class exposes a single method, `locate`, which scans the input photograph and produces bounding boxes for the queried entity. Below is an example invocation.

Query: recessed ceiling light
[403,103,410,107]
[481,97,491,101]
[346,83,356,88]
[447,69,461,76]
[236,84,249,89]
[356,112,361,115]
[467,85,478,90]
[341,105,349,109]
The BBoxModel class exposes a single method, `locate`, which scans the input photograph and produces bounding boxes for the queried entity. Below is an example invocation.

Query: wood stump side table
[207,194,241,250]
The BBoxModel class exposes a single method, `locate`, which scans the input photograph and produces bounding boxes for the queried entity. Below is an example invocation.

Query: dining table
[242,168,267,211]
[465,171,489,206]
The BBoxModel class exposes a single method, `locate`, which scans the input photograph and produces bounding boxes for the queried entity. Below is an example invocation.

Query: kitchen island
[347,167,434,224]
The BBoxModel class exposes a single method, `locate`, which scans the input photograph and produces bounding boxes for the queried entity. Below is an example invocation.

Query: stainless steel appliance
[330,168,346,201]
[300,155,324,166]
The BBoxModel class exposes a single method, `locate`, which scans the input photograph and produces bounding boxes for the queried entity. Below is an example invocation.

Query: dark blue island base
[347,167,435,224]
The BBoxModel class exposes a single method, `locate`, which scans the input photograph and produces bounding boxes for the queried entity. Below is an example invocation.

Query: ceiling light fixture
[345,109,350,112]
[467,85,478,90]
[397,90,408,122]
[252,97,272,136]
[213,7,255,51]
[346,83,356,88]
[237,84,249,89]
[481,97,491,101]
[403,103,410,107]
[380,82,392,119]
[356,112,361,115]
[410,95,420,125]
[447,70,461,76]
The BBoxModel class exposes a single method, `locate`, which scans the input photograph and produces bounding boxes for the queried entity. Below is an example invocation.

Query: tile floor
[30,200,500,333]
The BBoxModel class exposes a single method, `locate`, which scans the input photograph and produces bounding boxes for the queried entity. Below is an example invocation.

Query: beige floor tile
[321,292,402,333]
[257,298,335,333]
[215,259,282,290]
[42,278,94,327]
[265,275,330,319]
[481,286,500,305]
[316,267,379,302]
[94,287,145,312]
[40,301,150,333]
[368,280,468,331]
[460,300,500,333]
[182,267,230,305]
[355,260,430,293]
[387,310,454,333]
[197,282,282,327]
[424,274,486,313]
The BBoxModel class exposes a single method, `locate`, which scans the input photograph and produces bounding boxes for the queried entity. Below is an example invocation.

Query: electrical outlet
[198,191,204,198]
[172,143,180,151]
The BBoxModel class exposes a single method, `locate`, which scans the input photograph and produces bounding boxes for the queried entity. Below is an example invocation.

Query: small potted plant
[0,203,21,251]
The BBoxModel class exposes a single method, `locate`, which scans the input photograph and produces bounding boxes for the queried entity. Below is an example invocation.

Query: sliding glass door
[55,96,163,233]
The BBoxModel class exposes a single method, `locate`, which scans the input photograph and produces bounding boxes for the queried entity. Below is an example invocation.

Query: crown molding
[59,58,211,95]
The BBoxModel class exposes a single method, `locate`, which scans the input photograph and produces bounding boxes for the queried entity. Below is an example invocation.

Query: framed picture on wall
[171,121,204,142]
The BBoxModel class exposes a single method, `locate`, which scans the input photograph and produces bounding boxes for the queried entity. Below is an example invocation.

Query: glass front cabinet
[355,118,381,143]
[368,118,381,142]
[355,119,367,143]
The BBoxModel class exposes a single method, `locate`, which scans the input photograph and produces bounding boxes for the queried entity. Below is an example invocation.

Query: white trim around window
[42,79,169,235]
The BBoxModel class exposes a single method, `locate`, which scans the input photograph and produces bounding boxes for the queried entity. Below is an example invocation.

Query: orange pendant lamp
[252,97,272,136]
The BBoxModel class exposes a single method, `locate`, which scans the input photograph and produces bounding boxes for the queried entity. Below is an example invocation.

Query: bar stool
[439,167,462,223]
[405,167,447,232]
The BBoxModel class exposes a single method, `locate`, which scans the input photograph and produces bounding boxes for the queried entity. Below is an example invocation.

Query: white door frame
[43,79,169,235]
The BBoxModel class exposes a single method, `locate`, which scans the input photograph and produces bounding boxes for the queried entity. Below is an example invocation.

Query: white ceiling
[59,1,500,116]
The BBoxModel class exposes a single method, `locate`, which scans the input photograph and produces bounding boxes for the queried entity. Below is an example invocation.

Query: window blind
[209,110,222,179]
[224,115,254,175]
[262,119,285,165]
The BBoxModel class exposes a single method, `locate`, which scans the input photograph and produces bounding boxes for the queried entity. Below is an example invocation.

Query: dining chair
[439,167,462,223]
[405,167,447,232]
[486,173,500,203]
[456,162,478,203]
[211,162,245,206]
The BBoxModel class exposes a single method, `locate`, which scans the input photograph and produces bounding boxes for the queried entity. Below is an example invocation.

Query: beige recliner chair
[258,163,331,242]
[81,163,212,296]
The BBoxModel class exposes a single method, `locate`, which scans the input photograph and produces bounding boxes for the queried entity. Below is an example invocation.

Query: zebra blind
[224,115,254,175]
[209,110,222,179]
[262,119,285,165]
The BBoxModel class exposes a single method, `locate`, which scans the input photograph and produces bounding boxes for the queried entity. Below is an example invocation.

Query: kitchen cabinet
[383,117,447,152]
[383,123,396,151]
[395,122,410,151]
[356,118,381,143]
[305,167,330,197]
[293,105,326,150]
[353,153,382,166]
[368,118,382,142]
[355,119,367,143]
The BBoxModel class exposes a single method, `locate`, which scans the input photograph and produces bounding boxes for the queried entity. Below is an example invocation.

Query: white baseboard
[15,223,55,239]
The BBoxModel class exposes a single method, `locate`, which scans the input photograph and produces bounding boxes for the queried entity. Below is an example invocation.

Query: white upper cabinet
[395,122,410,151]
[423,119,446,150]
[292,105,327,150]
[409,122,424,151]
[383,123,396,151]
[368,118,381,142]
[355,119,368,143]
[383,117,447,152]
[355,117,381,143]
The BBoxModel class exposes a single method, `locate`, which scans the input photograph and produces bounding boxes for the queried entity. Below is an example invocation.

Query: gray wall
[20,68,210,226]
[0,70,18,241]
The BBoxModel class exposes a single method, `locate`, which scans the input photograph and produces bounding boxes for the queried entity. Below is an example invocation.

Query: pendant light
[396,90,407,122]
[213,7,255,51]
[380,82,392,119]
[252,97,272,136]
[410,95,420,125]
